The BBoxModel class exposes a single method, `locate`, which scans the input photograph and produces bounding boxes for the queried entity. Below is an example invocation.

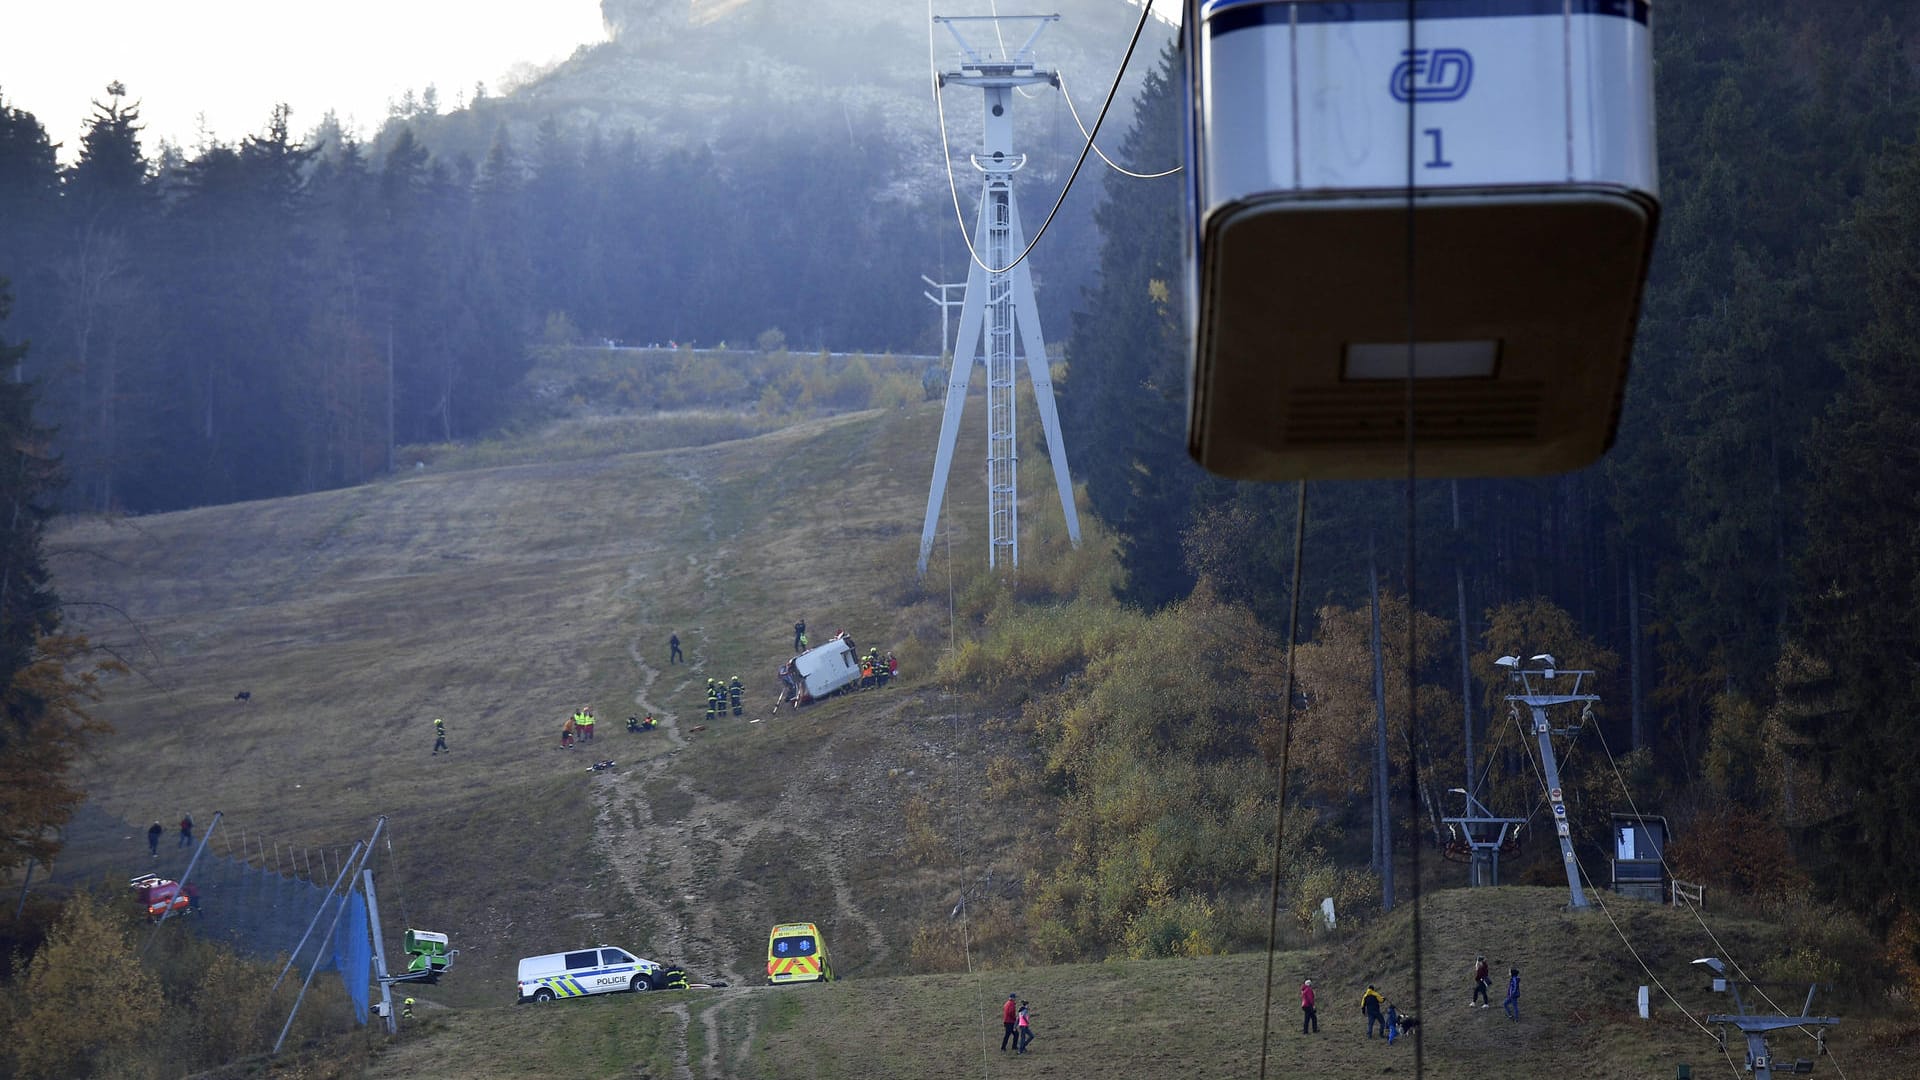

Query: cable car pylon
[918,13,1082,576]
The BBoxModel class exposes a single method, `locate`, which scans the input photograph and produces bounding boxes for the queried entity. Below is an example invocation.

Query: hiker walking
[1017,1001,1034,1053]
[1361,983,1386,1038]
[147,821,163,858]
[1001,992,1019,1051]
[1503,967,1521,1021]
[432,718,448,755]
[1472,955,1490,1007]
[669,633,683,665]
[728,675,743,716]
[793,619,806,652]
[1301,978,1319,1033]
[178,813,195,848]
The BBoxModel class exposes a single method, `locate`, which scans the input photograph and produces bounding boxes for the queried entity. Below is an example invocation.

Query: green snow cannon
[404,929,454,977]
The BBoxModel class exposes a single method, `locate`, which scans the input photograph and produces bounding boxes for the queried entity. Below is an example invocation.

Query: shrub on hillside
[1668,802,1807,902]
[7,890,163,1079]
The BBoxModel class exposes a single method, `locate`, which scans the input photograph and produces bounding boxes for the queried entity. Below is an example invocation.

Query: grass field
[39,390,1918,1078]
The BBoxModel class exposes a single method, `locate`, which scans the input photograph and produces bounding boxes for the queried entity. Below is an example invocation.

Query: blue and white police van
[516,944,664,1002]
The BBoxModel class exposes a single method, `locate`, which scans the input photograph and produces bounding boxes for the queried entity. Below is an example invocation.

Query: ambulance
[516,945,664,1002]
[766,922,833,984]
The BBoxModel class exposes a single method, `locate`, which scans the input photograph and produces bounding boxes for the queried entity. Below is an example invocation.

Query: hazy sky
[0,1,608,160]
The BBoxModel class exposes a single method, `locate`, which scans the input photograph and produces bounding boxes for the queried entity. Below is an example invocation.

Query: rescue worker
[402,997,415,1019]
[432,718,448,755]
[574,706,595,744]
[706,680,720,722]
[627,714,642,733]
[669,632,683,664]
[728,676,743,716]
[1362,983,1386,1038]
[794,619,806,652]
[640,713,657,731]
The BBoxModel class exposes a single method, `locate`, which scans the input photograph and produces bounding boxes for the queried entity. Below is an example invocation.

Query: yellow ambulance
[766,922,832,984]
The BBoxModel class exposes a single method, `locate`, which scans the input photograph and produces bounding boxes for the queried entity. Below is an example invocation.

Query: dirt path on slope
[589,459,912,1078]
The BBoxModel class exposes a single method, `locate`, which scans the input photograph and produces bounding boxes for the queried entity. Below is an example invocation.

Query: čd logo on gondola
[1391,48,1474,102]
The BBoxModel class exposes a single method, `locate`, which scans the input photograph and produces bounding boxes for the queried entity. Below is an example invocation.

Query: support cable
[1399,4,1427,1072]
[1571,855,1747,1078]
[927,0,1156,275]
[1056,74,1181,178]
[1511,717,1740,1076]
[1257,481,1309,1080]
[1589,726,1852,1080]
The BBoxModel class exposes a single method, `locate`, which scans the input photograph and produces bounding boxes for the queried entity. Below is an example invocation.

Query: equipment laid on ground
[776,634,861,710]
[516,945,666,1002]
[130,874,199,920]
[767,922,833,985]
[1181,0,1660,480]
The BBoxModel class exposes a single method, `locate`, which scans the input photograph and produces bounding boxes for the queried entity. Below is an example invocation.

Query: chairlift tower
[918,14,1083,575]
[1694,957,1841,1079]
[1496,654,1595,909]
[1443,787,1524,887]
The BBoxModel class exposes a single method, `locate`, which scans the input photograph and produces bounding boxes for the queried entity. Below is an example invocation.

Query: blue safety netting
[335,891,371,1022]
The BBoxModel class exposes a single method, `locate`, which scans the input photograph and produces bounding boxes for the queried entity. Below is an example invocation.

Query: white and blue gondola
[1183,0,1660,480]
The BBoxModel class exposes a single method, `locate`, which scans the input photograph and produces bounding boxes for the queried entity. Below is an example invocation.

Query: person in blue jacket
[1504,966,1521,1021]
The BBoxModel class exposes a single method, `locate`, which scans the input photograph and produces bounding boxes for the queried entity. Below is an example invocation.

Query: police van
[516,945,664,1002]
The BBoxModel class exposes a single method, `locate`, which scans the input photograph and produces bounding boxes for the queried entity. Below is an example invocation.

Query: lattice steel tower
[918,14,1082,575]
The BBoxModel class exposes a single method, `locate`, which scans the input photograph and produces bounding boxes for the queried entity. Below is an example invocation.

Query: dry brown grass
[42,393,1914,1079]
[43,393,1065,1011]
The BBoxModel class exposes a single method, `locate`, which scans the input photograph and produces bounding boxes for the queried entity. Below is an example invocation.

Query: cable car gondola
[1182,0,1660,480]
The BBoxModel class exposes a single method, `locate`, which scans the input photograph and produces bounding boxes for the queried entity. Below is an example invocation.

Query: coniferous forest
[1060,0,1920,954]
[1,0,1919,1011]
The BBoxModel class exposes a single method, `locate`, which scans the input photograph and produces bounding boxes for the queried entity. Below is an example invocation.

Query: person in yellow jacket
[1361,984,1386,1038]
[574,706,595,744]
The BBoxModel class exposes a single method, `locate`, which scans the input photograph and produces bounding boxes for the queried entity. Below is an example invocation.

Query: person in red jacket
[1301,978,1319,1033]
[1001,992,1019,1051]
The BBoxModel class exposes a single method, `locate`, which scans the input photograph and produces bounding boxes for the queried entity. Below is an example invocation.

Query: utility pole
[1495,654,1593,909]
[1453,480,1474,790]
[1694,957,1840,1080]
[921,274,965,361]
[364,870,398,1034]
[918,13,1082,575]
[1369,551,1393,911]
